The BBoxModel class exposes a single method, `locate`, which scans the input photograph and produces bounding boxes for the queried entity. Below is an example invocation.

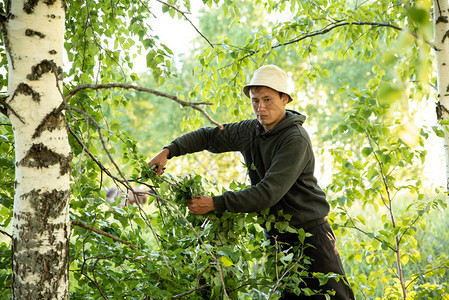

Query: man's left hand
[187,196,215,215]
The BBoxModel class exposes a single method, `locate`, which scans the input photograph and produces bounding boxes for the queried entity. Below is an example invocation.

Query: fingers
[187,199,199,215]
[148,163,166,175]
[148,149,170,176]
[159,166,166,175]
[187,196,215,215]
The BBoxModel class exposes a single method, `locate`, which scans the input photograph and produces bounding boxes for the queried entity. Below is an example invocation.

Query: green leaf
[432,126,445,138]
[361,147,373,157]
[357,216,366,225]
[110,118,121,131]
[220,256,234,266]
[377,83,403,105]
[134,217,145,228]
[407,6,429,24]
[280,253,294,262]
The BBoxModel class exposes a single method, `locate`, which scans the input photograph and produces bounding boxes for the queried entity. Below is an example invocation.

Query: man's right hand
[148,148,170,175]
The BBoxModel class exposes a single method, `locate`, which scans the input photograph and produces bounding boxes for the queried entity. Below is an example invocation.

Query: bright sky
[133,2,200,73]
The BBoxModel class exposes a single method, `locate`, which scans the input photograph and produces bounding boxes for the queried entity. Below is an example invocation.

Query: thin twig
[269,243,307,298]
[156,0,214,48]
[72,220,138,250]
[276,20,404,48]
[0,96,25,124]
[64,83,222,128]
[366,130,407,299]
[79,246,109,300]
[67,127,125,187]
[172,283,211,299]
[84,0,126,78]
[235,20,405,64]
[0,229,12,239]
[154,194,230,299]
[342,223,396,252]
[341,205,396,252]
[66,104,174,275]
[405,258,449,290]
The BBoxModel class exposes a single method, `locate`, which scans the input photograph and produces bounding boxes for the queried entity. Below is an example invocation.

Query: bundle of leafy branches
[68,170,335,299]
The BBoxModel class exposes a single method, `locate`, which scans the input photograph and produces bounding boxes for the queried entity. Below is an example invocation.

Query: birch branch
[65,104,175,275]
[0,229,12,239]
[276,20,405,49]
[72,220,138,250]
[64,83,222,128]
[232,21,406,64]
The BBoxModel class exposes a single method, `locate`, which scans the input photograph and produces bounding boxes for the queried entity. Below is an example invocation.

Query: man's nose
[257,102,265,111]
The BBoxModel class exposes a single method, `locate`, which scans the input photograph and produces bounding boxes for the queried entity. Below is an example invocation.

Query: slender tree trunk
[434,0,449,191]
[3,0,71,298]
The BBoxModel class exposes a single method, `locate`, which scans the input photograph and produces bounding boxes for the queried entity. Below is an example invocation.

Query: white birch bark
[434,0,449,191]
[2,0,71,298]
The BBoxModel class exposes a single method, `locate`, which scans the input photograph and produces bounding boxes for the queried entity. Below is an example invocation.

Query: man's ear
[282,93,289,105]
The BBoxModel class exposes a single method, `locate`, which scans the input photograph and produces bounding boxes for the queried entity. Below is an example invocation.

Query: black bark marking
[18,143,72,175]
[44,0,57,5]
[23,0,58,14]
[22,189,70,224]
[19,143,59,168]
[14,83,40,102]
[23,0,39,14]
[0,95,8,116]
[26,60,63,81]
[11,192,71,299]
[13,247,69,299]
[1,17,13,69]
[442,30,449,43]
[32,109,65,139]
[49,49,57,55]
[436,101,449,121]
[436,16,449,24]
[25,29,45,38]
[61,150,72,176]
[5,0,11,14]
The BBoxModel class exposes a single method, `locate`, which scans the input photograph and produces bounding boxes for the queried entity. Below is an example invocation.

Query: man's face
[250,86,288,132]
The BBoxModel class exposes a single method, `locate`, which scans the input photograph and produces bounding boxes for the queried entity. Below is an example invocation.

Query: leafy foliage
[326,86,449,298]
[68,171,327,299]
[0,120,13,298]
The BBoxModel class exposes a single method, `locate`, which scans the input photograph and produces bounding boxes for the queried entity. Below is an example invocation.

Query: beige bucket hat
[243,65,293,102]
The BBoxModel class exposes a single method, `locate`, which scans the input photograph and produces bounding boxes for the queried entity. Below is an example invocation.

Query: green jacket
[166,110,329,230]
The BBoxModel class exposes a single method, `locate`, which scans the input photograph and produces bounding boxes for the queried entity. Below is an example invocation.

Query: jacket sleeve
[165,120,254,158]
[213,132,316,213]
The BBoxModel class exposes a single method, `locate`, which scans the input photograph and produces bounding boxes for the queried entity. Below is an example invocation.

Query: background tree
[434,0,449,187]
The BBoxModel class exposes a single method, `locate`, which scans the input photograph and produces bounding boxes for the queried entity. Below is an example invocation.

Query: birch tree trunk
[434,0,449,191]
[2,0,71,298]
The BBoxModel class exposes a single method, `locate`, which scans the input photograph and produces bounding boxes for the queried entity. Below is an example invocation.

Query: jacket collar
[256,110,306,136]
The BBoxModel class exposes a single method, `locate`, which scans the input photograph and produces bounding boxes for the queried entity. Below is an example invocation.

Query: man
[148,65,355,299]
